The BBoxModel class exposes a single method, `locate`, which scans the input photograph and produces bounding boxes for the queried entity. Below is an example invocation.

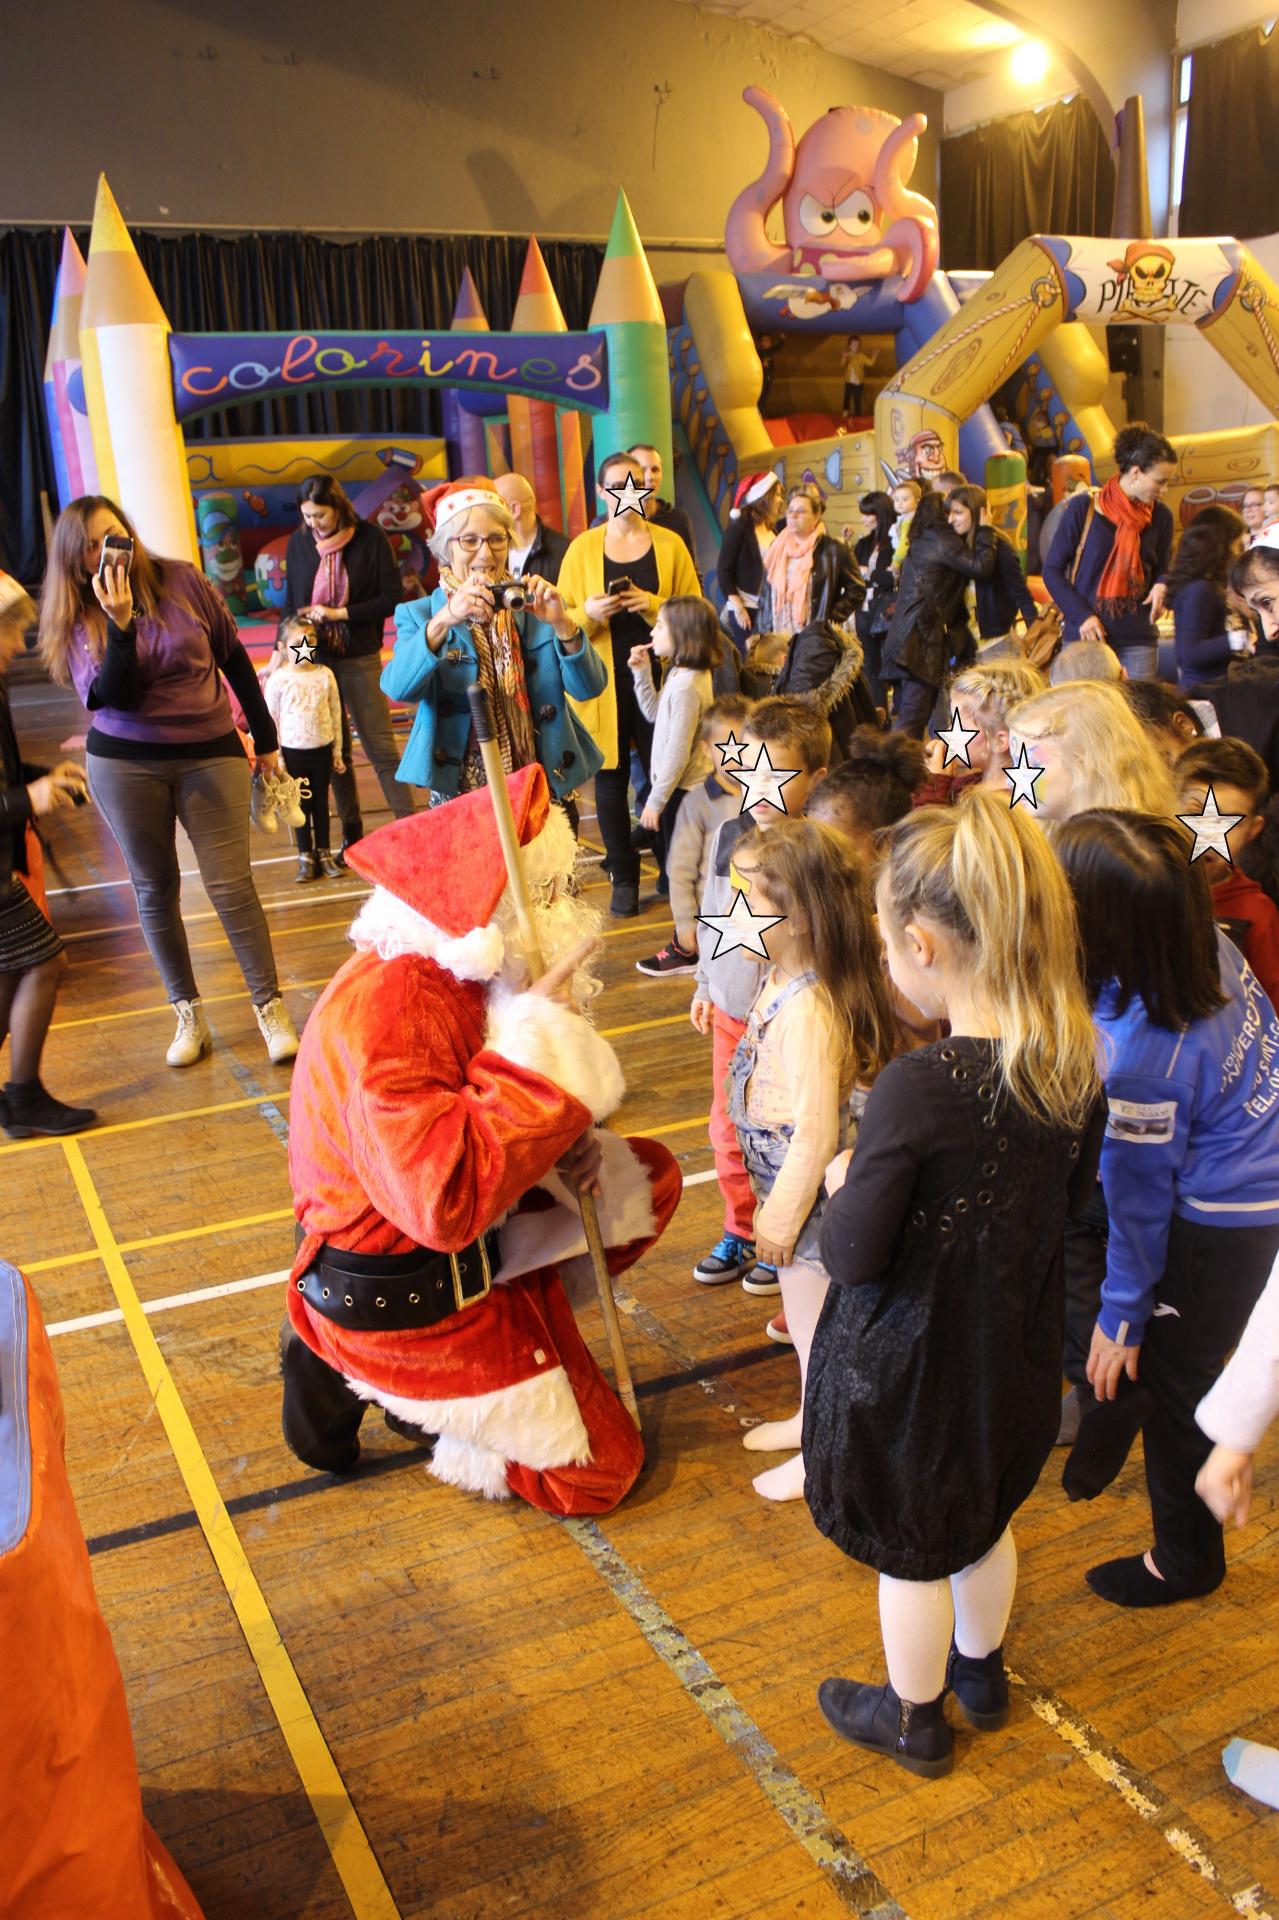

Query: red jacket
[1211,867,1279,1012]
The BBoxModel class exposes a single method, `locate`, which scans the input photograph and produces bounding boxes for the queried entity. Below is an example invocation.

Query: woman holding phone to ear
[558,450,700,916]
[39,496,299,1069]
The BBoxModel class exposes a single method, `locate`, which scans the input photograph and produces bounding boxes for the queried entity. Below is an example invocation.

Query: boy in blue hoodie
[1056,811,1279,1607]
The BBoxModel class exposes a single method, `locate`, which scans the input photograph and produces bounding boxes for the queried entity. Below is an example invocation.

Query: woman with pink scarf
[756,484,863,637]
[283,477,414,861]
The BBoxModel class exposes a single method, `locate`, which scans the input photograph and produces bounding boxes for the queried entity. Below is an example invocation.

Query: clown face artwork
[254,536,290,613]
[375,481,428,599]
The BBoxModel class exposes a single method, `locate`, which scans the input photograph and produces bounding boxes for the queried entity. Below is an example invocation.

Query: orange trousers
[0,1262,204,1920]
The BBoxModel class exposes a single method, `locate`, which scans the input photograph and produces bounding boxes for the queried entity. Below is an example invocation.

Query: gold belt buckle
[449,1233,493,1312]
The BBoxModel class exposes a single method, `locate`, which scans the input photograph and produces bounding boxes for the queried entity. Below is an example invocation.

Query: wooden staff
[466,684,641,1431]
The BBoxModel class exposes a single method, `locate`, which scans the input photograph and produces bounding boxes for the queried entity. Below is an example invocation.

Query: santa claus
[281,762,681,1514]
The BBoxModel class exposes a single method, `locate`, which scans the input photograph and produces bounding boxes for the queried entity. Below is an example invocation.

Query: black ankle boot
[316,850,342,879]
[295,853,320,884]
[2,1078,97,1140]
[817,1676,954,1777]
[945,1640,1009,1729]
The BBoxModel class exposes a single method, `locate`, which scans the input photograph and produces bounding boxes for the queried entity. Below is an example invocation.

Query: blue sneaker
[693,1233,756,1285]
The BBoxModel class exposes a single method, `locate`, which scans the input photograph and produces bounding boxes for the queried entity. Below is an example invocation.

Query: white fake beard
[498,891,604,1009]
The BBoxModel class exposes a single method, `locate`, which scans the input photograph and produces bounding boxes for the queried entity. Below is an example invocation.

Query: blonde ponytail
[880,791,1099,1129]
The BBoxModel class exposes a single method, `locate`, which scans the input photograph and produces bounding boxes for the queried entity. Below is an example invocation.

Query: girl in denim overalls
[725,818,901,1502]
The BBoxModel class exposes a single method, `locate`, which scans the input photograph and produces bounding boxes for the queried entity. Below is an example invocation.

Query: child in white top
[725,817,900,1503]
[628,595,721,893]
[264,615,345,881]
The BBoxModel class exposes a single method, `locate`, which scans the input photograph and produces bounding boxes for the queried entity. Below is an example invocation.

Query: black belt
[295,1229,500,1330]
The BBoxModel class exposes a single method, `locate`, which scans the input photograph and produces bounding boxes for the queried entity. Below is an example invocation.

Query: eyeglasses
[454,532,509,553]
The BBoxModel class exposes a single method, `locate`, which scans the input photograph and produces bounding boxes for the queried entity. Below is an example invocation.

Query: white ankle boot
[254,994,299,1064]
[167,998,212,1067]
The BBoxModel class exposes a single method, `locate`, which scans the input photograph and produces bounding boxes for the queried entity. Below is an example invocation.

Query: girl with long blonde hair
[725,816,900,1504]
[1005,679,1177,821]
[804,790,1102,1778]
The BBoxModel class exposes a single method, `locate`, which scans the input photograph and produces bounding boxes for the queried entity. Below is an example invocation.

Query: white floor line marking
[47,853,302,897]
[60,887,370,943]
[47,1268,289,1338]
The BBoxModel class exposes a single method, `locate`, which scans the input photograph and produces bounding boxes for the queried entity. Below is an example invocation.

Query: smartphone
[610,576,633,597]
[98,533,134,580]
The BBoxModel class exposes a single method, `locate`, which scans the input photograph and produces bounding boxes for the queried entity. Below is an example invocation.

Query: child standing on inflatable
[805,793,1102,1776]
[727,817,899,1503]
[264,614,346,883]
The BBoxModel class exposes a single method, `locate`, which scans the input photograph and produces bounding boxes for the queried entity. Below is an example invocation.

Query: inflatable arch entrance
[884,234,1279,521]
[70,177,671,571]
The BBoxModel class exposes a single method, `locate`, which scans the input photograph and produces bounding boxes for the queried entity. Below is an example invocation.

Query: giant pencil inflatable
[66,178,669,589]
[43,229,99,508]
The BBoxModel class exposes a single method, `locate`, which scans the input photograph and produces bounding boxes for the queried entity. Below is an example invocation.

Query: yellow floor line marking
[60,1138,400,1920]
[23,1206,295,1275]
[0,1090,297,1156]
[51,978,335,1032]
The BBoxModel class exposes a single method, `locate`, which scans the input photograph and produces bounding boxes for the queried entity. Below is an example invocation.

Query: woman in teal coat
[384,482,605,803]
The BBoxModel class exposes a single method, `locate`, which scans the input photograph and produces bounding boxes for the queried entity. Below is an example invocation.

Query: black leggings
[595,673,654,887]
[282,744,334,854]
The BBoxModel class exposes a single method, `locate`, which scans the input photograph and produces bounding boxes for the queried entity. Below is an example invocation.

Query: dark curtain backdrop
[1180,25,1279,240]
[0,229,603,582]
[939,94,1116,273]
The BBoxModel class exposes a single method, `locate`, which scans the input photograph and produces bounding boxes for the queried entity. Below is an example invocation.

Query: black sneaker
[636,940,698,977]
[693,1233,756,1285]
[741,1261,780,1295]
[610,882,640,917]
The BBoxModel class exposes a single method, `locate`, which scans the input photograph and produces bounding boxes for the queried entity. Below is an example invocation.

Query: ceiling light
[1010,39,1051,85]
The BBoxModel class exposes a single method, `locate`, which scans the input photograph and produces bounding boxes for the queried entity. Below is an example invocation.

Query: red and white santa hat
[344,763,578,981]
[730,471,779,519]
[430,478,508,535]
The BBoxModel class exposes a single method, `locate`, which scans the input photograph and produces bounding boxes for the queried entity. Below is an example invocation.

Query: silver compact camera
[497,580,530,613]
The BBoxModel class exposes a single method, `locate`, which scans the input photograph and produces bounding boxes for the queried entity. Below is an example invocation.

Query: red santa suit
[283,765,680,1514]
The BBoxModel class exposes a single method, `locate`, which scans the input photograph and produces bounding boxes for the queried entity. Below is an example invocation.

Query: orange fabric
[0,1272,204,1920]
[1095,474,1153,615]
[711,1010,755,1238]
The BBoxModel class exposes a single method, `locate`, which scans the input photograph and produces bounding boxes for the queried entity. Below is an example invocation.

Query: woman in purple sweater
[39,498,298,1068]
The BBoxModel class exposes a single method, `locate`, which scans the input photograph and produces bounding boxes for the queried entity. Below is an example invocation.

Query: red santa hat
[430,479,508,534]
[345,764,578,981]
[730,471,779,519]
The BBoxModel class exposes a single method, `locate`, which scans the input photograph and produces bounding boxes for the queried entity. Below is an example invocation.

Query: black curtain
[1180,26,1279,240]
[939,94,1116,273]
[0,229,603,583]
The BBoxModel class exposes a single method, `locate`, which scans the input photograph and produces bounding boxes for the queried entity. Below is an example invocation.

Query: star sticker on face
[935,706,980,769]
[697,888,786,961]
[1004,742,1044,811]
[1178,784,1245,864]
[289,630,318,666]
[603,470,652,520]
[731,743,803,816]
[716,730,750,770]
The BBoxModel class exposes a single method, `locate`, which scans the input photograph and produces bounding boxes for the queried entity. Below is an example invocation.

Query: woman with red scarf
[283,476,414,860]
[1043,423,1176,680]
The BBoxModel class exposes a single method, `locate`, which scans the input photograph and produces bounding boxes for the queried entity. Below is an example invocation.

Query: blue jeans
[1114,641,1158,681]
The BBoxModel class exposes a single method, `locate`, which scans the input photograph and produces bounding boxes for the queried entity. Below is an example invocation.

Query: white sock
[743,1413,802,1452]
[752,1452,807,1501]
[1224,1738,1279,1809]
[878,1573,953,1703]
[951,1528,1017,1659]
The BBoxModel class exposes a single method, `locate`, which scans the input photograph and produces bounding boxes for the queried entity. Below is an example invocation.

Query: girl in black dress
[804,791,1102,1776]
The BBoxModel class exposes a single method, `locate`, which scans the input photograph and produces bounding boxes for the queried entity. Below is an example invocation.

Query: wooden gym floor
[5,656,1279,1920]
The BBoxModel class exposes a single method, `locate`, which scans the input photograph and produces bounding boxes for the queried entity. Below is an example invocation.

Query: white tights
[744,1258,829,1502]
[877,1527,1018,1703]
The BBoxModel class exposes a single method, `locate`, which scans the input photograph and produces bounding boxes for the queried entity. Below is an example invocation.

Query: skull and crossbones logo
[1108,242,1177,315]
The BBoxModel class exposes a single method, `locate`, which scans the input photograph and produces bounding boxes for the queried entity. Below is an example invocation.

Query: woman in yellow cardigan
[558,450,701,915]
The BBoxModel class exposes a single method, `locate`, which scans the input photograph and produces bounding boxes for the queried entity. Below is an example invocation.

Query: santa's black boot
[817,1676,954,1778]
[945,1641,1010,1730]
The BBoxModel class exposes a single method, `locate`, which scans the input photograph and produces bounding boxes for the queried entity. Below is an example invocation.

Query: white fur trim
[522,805,578,891]
[493,1133,659,1284]
[350,887,508,980]
[486,991,624,1121]
[428,1436,512,1499]
[434,485,505,529]
[345,1364,591,1481]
